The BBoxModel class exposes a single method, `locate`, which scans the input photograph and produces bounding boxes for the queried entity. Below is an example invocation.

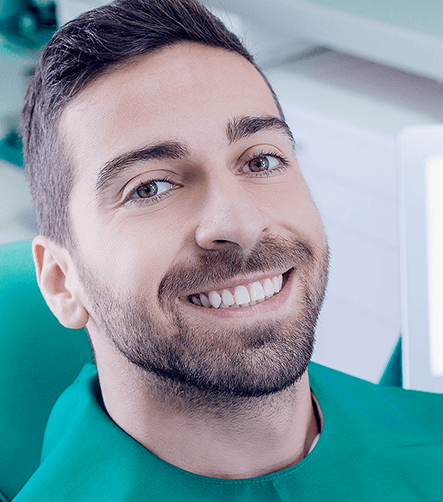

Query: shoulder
[309,362,443,443]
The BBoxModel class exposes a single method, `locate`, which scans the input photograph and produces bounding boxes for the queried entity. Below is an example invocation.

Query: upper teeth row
[190,274,283,309]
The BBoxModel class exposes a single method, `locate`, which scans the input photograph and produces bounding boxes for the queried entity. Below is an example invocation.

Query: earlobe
[33,236,89,329]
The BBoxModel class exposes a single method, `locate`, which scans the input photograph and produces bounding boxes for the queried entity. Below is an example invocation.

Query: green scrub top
[13,363,443,501]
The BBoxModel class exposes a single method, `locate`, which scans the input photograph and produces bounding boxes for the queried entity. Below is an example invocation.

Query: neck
[96,348,319,479]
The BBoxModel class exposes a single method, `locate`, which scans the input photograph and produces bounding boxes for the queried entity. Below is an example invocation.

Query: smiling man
[15,0,443,500]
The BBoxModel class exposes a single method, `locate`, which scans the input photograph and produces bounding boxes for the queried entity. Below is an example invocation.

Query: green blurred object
[379,337,402,387]
[0,128,24,167]
[0,0,56,51]
[0,240,93,501]
[0,0,26,21]
[0,1,57,171]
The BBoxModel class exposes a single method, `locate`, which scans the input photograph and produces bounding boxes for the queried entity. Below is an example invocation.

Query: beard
[75,235,329,400]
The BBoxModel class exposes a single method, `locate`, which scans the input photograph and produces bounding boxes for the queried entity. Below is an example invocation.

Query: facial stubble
[75,235,329,403]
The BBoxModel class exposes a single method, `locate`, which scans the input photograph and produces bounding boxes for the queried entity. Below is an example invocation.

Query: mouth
[186,269,292,309]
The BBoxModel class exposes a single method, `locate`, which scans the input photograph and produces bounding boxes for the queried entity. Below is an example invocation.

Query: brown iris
[249,156,270,172]
[136,182,158,198]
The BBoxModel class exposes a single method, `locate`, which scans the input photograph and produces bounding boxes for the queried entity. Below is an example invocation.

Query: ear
[33,235,89,329]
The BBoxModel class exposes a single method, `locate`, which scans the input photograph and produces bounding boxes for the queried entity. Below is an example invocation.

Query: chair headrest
[0,240,93,500]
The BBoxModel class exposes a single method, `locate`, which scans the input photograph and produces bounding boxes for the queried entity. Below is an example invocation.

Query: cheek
[263,179,325,245]
[104,217,189,295]
[251,177,312,217]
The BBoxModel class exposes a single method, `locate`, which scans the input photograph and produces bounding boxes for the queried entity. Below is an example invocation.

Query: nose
[195,179,272,251]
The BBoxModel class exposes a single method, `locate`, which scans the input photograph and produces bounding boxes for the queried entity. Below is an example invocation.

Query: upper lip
[184,268,292,297]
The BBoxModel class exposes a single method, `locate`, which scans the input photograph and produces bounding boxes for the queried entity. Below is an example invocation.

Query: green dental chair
[0,239,402,501]
[0,240,92,501]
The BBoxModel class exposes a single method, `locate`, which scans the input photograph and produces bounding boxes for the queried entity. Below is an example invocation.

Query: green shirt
[13,363,443,501]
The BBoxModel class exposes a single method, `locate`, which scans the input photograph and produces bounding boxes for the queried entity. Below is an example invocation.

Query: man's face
[61,43,329,397]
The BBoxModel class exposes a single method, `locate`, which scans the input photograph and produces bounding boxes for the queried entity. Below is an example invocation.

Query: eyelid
[124,177,180,205]
[238,148,289,176]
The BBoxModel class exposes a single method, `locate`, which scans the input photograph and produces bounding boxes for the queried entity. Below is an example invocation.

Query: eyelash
[124,150,288,204]
[242,150,289,177]
[125,176,178,205]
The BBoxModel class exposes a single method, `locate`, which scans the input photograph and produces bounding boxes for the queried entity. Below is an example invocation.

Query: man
[15,0,443,500]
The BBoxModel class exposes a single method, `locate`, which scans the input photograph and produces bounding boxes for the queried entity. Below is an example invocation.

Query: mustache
[158,235,314,300]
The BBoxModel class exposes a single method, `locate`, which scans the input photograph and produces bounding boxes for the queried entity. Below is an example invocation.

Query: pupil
[250,156,269,172]
[137,183,157,198]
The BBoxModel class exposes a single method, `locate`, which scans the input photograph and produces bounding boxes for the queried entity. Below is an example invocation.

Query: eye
[242,155,281,173]
[127,179,178,203]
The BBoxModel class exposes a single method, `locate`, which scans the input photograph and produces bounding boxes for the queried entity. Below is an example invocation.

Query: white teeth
[208,291,222,309]
[190,273,287,309]
[200,294,211,308]
[234,285,251,306]
[249,281,265,302]
[272,276,280,293]
[263,278,274,298]
[222,289,235,306]
[192,296,202,306]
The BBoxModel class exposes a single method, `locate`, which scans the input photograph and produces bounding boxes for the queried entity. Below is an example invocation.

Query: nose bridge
[195,172,272,251]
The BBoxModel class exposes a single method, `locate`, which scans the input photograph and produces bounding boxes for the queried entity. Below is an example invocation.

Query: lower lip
[182,271,295,320]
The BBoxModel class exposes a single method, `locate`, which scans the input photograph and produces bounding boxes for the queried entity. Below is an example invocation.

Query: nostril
[211,240,243,250]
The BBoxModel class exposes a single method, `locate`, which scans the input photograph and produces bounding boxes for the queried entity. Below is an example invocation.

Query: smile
[187,273,286,309]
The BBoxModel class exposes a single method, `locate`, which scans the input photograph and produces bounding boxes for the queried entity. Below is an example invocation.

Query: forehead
[60,43,281,183]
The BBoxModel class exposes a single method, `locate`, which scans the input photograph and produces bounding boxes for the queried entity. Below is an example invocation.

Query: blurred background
[1,0,443,384]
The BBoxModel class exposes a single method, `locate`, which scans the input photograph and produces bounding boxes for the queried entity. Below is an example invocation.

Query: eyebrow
[226,115,294,146]
[96,141,189,192]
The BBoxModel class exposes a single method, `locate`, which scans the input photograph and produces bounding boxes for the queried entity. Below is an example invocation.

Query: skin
[33,43,328,478]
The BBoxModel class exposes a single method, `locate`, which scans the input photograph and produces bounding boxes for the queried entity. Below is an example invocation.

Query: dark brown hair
[21,0,283,248]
